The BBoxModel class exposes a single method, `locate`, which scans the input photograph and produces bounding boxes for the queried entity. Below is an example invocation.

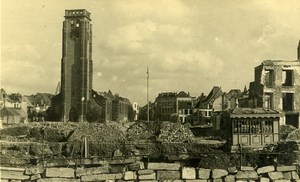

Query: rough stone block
[128,161,145,170]
[292,171,299,179]
[198,168,211,179]
[276,165,297,172]
[283,172,291,179]
[161,180,183,182]
[228,166,238,174]
[157,170,181,180]
[138,181,158,182]
[268,171,284,180]
[37,179,80,182]
[0,180,9,182]
[110,164,126,173]
[182,167,196,179]
[271,180,291,182]
[257,166,275,174]
[0,170,30,180]
[25,165,44,175]
[236,171,258,180]
[30,174,41,180]
[212,169,228,179]
[240,166,254,171]
[225,175,236,182]
[124,171,137,180]
[138,169,155,175]
[81,173,123,181]
[147,163,181,170]
[76,166,109,177]
[139,173,156,180]
[46,167,75,178]
[259,177,270,182]
[185,180,207,182]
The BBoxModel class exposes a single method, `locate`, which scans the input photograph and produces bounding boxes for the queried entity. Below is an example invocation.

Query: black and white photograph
[1,0,300,181]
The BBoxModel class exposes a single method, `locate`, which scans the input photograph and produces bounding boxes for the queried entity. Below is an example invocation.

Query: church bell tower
[61,9,93,122]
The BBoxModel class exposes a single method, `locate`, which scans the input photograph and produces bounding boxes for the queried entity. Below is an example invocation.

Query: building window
[264,93,274,109]
[282,70,293,86]
[282,93,294,111]
[233,120,273,134]
[265,69,274,87]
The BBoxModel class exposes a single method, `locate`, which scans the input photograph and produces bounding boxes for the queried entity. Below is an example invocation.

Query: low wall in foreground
[1,158,300,181]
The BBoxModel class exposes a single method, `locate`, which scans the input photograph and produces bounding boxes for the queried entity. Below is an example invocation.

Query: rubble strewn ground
[1,121,300,168]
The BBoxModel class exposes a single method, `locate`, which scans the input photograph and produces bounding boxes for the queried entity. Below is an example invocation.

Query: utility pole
[147,67,150,122]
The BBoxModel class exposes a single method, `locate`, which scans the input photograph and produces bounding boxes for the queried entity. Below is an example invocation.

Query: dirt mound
[158,122,195,142]
[280,125,297,140]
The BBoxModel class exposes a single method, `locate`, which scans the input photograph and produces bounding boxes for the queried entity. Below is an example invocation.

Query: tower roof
[65,9,91,20]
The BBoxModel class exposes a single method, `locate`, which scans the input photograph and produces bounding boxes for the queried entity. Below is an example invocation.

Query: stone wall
[1,158,300,181]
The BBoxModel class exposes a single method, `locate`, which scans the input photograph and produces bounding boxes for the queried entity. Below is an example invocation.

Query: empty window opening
[282,70,293,86]
[264,93,274,109]
[265,70,274,87]
[282,93,294,111]
[285,114,299,128]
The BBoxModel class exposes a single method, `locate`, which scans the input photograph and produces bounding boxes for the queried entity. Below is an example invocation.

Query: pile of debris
[286,128,300,141]
[280,125,297,140]
[126,121,159,141]
[157,122,195,142]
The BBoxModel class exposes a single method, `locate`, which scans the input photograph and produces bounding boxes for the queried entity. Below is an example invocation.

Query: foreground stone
[46,167,75,178]
[157,171,181,180]
[225,175,235,182]
[212,169,228,179]
[147,163,181,170]
[138,169,155,175]
[0,170,30,180]
[37,178,80,182]
[276,165,297,172]
[139,173,156,180]
[198,168,211,179]
[182,167,196,179]
[236,171,258,180]
[124,171,137,180]
[257,166,275,174]
[76,166,109,177]
[268,172,284,180]
[81,173,123,181]
[259,177,270,182]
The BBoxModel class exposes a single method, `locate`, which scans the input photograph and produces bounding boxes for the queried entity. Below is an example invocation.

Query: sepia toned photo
[1,0,300,181]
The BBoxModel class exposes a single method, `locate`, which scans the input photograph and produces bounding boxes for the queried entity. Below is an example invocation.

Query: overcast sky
[2,0,300,105]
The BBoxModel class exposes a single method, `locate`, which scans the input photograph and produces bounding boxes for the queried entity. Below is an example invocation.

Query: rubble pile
[285,128,300,141]
[126,121,158,140]
[158,122,195,142]
[280,125,296,140]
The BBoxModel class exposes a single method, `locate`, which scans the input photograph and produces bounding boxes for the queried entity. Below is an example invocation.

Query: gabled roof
[177,91,190,98]
[203,86,223,104]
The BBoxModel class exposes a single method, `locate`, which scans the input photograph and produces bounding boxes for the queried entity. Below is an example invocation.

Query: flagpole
[147,67,150,122]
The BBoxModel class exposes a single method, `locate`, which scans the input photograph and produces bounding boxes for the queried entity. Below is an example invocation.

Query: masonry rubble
[1,158,300,181]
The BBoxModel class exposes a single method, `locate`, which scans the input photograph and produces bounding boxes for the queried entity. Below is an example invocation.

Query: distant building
[155,91,194,122]
[24,93,53,121]
[0,89,28,124]
[249,59,300,128]
[132,102,139,121]
[93,90,113,123]
[194,86,223,124]
[112,94,132,122]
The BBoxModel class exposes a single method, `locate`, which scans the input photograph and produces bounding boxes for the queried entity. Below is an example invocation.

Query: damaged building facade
[249,58,300,128]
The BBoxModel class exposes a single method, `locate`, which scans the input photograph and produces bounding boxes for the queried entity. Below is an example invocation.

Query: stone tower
[61,9,93,122]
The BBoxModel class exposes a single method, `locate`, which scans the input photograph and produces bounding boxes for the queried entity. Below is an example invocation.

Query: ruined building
[249,43,300,128]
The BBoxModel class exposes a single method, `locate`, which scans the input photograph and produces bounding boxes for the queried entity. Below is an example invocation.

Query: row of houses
[0,88,136,124]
